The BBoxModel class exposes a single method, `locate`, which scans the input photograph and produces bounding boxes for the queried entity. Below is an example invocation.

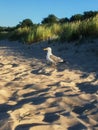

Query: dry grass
[1,15,98,43]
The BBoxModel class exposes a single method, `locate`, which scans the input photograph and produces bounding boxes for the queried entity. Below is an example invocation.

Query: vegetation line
[0,11,98,44]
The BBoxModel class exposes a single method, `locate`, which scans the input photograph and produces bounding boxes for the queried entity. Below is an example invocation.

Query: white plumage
[43,47,63,65]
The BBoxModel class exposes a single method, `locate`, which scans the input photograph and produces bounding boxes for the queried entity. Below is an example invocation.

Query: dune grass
[60,14,98,42]
[0,15,98,44]
[79,15,98,37]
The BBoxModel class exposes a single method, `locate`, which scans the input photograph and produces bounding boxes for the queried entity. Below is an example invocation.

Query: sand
[0,39,98,130]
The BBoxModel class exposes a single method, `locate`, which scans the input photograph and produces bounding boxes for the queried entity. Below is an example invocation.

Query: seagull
[43,47,63,65]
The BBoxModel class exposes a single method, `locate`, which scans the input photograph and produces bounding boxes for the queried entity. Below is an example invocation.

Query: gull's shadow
[31,64,56,76]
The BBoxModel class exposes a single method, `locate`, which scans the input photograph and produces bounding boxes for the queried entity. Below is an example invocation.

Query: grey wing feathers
[50,54,63,63]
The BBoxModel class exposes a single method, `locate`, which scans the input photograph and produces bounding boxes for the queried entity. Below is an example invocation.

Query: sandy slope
[0,39,98,130]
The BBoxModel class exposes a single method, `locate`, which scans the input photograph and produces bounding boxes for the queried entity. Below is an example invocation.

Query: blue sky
[0,0,98,26]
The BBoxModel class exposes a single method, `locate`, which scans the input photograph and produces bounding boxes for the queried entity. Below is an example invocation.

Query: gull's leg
[51,62,57,69]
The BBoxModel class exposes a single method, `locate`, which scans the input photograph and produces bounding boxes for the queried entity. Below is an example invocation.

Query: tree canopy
[59,17,69,23]
[70,14,83,22]
[19,19,34,27]
[41,14,59,24]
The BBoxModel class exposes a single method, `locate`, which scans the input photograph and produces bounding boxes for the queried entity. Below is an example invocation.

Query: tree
[70,14,83,22]
[19,19,33,27]
[83,11,98,20]
[41,14,59,24]
[59,17,69,23]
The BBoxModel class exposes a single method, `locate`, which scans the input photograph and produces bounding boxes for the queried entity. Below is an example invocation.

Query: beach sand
[0,39,98,130]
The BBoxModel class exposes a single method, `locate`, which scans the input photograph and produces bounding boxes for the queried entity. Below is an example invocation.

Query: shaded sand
[0,39,98,130]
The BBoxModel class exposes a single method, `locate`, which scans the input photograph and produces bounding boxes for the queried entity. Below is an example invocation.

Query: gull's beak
[43,48,47,51]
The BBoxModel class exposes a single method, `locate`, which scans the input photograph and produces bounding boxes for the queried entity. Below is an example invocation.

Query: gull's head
[43,47,52,53]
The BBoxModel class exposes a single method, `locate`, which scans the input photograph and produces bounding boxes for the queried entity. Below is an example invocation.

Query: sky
[0,0,98,27]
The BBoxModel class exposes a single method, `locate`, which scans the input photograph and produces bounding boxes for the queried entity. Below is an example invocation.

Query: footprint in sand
[0,63,4,68]
[12,63,19,67]
[43,112,60,123]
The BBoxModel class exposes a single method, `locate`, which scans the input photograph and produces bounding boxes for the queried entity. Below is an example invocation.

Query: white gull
[43,47,63,65]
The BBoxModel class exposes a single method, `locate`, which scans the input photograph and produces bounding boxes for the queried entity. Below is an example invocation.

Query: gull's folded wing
[50,54,63,63]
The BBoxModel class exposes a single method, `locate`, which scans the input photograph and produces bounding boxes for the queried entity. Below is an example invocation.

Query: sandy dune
[0,39,98,130]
